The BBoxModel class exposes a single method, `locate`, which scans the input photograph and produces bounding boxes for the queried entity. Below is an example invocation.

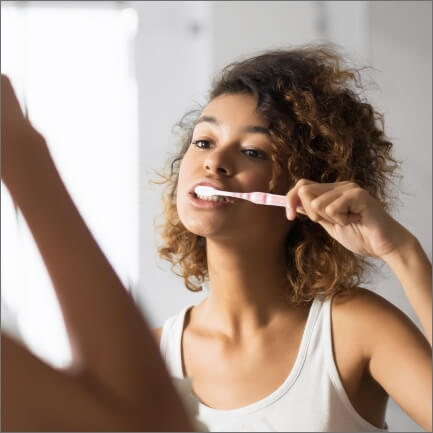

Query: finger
[286,203,306,220]
[285,178,316,220]
[309,187,354,226]
[321,189,363,225]
[296,183,325,223]
[286,180,355,221]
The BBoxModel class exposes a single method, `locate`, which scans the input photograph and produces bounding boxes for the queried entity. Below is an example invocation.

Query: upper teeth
[196,194,227,202]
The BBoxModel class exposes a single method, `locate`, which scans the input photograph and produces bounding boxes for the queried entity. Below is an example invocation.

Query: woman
[155,45,432,431]
[1,44,431,432]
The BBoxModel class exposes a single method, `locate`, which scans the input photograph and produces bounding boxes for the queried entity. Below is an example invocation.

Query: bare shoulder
[333,286,414,332]
[333,286,413,322]
[153,327,163,345]
[332,289,431,431]
[333,286,400,318]
[332,287,429,355]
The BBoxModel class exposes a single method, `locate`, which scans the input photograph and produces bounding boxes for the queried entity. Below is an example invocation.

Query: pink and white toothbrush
[194,186,305,212]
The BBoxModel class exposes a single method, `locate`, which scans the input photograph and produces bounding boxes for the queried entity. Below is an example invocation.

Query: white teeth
[196,194,227,202]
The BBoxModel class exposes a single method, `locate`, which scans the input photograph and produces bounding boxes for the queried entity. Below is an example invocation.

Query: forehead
[200,93,267,127]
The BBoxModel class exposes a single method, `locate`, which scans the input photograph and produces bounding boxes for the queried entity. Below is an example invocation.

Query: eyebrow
[195,115,270,137]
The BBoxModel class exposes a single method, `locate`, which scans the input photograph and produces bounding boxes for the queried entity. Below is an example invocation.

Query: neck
[199,236,294,339]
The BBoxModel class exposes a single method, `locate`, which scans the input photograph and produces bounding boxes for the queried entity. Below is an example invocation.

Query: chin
[180,215,223,238]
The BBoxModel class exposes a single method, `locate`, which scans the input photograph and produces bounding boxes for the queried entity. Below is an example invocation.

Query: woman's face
[176,93,291,242]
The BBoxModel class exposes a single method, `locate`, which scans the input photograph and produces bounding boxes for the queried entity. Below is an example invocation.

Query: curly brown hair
[155,43,402,304]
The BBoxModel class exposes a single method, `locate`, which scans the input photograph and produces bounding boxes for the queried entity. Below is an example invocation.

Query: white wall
[210,1,318,73]
[1,2,140,367]
[366,2,431,431]
[134,1,212,323]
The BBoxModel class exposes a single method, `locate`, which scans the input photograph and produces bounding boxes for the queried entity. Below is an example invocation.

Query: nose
[203,150,233,176]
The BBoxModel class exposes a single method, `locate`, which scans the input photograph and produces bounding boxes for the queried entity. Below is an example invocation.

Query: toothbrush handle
[262,193,287,207]
[263,193,306,213]
[236,191,306,213]
[247,192,306,213]
[240,192,286,206]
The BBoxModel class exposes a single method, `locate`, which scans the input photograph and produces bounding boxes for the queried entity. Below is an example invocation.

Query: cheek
[176,158,193,223]
[242,169,274,192]
[177,156,191,193]
[177,149,197,184]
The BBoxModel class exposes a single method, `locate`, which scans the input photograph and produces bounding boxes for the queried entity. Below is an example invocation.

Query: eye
[243,149,267,159]
[192,139,212,149]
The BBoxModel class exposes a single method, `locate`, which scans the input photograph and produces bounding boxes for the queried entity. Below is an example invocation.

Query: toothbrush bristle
[194,185,217,196]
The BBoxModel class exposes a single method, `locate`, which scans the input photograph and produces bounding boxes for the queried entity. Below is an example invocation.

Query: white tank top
[159,295,388,432]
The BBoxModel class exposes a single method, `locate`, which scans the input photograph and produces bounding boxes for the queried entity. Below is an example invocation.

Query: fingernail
[286,206,294,220]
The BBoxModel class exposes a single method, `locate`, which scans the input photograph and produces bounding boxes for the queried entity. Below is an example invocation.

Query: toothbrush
[194,185,305,212]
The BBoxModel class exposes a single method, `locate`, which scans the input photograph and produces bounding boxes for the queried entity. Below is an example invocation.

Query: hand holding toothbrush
[195,179,416,260]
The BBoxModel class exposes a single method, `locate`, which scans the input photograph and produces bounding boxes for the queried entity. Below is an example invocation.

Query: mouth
[188,191,234,209]
[188,182,235,209]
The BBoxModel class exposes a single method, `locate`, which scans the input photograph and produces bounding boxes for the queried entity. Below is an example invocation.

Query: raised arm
[371,236,432,430]
[286,179,432,430]
[1,75,193,430]
[381,236,432,345]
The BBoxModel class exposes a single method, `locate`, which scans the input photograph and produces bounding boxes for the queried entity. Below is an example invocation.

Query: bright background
[1,2,431,431]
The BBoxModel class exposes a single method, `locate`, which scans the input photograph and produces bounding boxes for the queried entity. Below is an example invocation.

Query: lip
[188,180,235,209]
[189,180,229,194]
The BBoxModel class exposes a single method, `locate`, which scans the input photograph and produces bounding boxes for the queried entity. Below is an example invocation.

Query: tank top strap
[318,294,389,431]
[296,293,334,381]
[160,305,191,378]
